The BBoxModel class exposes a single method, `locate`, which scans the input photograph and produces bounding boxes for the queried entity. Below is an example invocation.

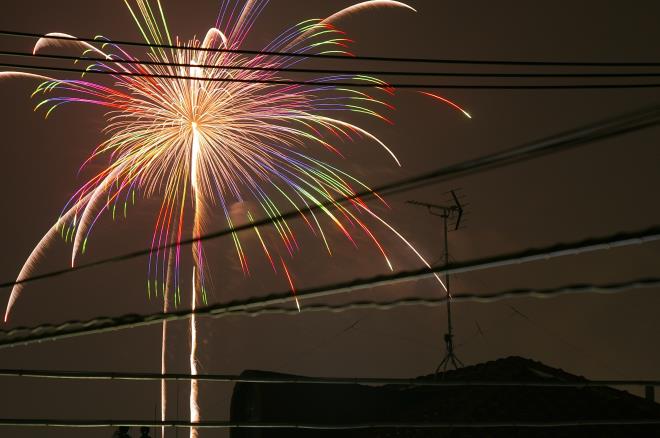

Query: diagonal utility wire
[2,29,660,67]
[4,50,660,78]
[1,226,659,349]
[4,62,660,88]
[1,105,660,292]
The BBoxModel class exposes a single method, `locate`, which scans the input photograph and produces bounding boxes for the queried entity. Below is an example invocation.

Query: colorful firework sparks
[1,0,470,435]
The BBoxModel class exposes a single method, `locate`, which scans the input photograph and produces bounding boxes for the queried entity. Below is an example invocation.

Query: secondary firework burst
[2,0,470,436]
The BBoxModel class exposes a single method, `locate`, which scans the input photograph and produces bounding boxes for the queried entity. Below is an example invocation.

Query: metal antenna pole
[435,209,463,373]
[407,191,466,374]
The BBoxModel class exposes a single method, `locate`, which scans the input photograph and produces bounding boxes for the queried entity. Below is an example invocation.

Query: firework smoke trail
[1,1,472,434]
[161,289,168,438]
[189,54,204,437]
[190,268,200,438]
[161,250,174,438]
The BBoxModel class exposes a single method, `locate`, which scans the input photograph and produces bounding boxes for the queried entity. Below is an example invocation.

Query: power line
[2,105,659,292]
[4,62,660,89]
[4,50,660,78]
[2,29,660,67]
[0,418,658,429]
[1,226,658,349]
[0,367,658,387]
[188,277,660,317]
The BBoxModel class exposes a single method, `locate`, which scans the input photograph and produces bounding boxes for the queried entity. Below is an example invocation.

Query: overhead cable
[3,50,660,78]
[2,29,660,67]
[177,277,660,318]
[1,105,659,292]
[0,367,658,387]
[0,418,658,429]
[1,226,659,349]
[3,62,660,88]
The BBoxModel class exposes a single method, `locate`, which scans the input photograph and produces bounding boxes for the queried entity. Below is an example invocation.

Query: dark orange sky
[0,1,659,437]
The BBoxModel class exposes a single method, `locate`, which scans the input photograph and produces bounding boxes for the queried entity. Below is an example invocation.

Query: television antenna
[408,189,466,373]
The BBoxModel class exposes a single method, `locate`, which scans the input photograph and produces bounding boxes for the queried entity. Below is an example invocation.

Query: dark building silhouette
[230,356,660,437]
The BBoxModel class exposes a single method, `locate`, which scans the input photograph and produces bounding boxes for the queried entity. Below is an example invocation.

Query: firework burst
[2,0,470,436]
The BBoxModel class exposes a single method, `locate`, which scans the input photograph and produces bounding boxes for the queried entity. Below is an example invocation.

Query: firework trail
[2,1,470,436]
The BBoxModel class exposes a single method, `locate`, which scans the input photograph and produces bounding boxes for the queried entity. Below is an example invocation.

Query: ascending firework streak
[1,1,470,436]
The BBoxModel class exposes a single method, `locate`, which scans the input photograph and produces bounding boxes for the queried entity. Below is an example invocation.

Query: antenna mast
[408,190,466,373]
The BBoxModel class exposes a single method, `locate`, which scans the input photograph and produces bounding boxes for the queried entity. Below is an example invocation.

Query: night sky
[1,1,659,437]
